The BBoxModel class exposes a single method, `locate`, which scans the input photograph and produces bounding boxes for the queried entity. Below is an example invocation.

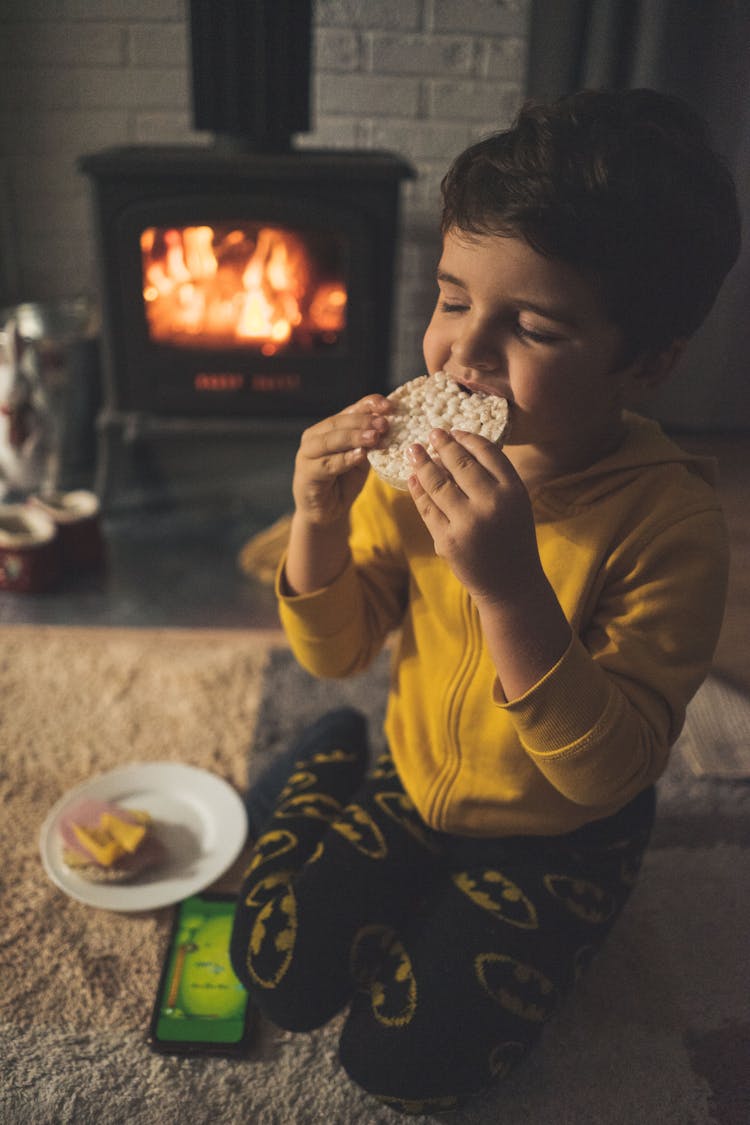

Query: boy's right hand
[292,395,392,527]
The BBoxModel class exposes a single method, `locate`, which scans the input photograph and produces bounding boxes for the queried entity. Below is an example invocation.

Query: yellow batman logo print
[543,874,616,924]
[278,769,317,800]
[350,924,417,1027]
[452,869,538,929]
[244,871,297,988]
[370,753,398,781]
[475,953,558,1022]
[275,791,342,824]
[329,804,388,858]
[309,748,359,766]
[375,791,441,853]
[242,828,298,879]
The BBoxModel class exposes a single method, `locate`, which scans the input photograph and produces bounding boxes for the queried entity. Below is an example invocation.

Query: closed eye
[440,300,468,314]
[515,323,563,344]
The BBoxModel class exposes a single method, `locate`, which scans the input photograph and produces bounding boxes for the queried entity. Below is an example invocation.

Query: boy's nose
[451,325,503,373]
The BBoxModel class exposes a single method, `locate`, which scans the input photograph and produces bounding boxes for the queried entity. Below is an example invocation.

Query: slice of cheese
[100,813,147,853]
[71,823,126,867]
[70,809,150,866]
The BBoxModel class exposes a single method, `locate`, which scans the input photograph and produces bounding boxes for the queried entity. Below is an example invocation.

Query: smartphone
[148,891,256,1057]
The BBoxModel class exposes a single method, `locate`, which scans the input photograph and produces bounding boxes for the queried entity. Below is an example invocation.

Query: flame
[140,224,346,350]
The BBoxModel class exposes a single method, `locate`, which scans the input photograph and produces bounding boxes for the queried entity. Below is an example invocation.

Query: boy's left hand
[407,428,541,606]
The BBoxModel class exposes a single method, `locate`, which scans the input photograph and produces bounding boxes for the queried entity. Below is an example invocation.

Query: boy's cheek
[422,328,448,374]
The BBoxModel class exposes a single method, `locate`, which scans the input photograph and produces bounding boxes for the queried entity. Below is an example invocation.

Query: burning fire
[141,223,347,352]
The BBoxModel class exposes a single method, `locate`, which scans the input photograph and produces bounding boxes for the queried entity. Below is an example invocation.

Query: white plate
[39,762,248,913]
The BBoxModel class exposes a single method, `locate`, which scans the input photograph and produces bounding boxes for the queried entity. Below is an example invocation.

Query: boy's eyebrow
[436,268,579,327]
[437,268,468,289]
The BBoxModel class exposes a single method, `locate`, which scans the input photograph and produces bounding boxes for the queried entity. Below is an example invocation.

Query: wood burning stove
[79,1,413,505]
[80,147,410,420]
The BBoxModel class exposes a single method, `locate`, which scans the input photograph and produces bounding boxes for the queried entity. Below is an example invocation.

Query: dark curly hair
[440,89,741,357]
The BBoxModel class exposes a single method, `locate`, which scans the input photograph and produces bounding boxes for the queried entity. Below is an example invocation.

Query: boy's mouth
[448,374,507,400]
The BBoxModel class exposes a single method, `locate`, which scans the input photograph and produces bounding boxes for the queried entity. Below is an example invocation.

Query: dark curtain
[525,1,750,430]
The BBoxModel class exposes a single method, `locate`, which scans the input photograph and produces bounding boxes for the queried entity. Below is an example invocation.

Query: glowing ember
[141,223,347,351]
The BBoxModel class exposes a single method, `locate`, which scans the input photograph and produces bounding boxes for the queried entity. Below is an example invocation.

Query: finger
[342,393,393,416]
[428,427,494,489]
[301,443,370,482]
[450,428,516,482]
[406,471,426,499]
[407,441,463,512]
[407,458,450,532]
[303,412,388,459]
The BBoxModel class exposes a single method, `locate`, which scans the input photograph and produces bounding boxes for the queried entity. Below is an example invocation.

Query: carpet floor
[1,626,749,1124]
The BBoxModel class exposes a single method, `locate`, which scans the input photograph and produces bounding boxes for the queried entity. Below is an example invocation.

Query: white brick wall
[0,0,530,385]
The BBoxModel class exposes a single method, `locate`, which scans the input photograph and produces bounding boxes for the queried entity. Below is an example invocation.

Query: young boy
[230,88,740,1114]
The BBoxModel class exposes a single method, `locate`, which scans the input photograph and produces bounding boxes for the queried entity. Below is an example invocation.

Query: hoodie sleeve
[277,473,410,678]
[496,505,730,808]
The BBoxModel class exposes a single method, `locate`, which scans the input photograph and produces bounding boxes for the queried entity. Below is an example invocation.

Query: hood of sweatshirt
[532,411,719,516]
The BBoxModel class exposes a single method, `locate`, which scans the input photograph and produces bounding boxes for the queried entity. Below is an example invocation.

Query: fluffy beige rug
[2,626,749,1124]
[1,628,268,1028]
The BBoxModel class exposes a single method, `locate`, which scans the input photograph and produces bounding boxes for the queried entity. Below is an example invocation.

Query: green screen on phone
[154,894,248,1045]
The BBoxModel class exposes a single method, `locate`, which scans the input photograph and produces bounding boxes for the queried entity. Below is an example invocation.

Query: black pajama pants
[230,735,655,1116]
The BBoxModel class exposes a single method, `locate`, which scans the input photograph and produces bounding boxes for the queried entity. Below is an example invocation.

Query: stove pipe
[189,0,312,153]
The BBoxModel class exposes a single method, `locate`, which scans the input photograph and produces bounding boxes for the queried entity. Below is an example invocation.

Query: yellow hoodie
[277,413,729,837]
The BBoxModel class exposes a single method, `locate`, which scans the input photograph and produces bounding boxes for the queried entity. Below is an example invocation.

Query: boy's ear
[627,340,687,390]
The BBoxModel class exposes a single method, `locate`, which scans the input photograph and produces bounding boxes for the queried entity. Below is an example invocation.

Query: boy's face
[423,229,631,476]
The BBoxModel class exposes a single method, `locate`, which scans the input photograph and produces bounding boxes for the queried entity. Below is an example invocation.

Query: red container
[28,491,106,573]
[0,505,61,593]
